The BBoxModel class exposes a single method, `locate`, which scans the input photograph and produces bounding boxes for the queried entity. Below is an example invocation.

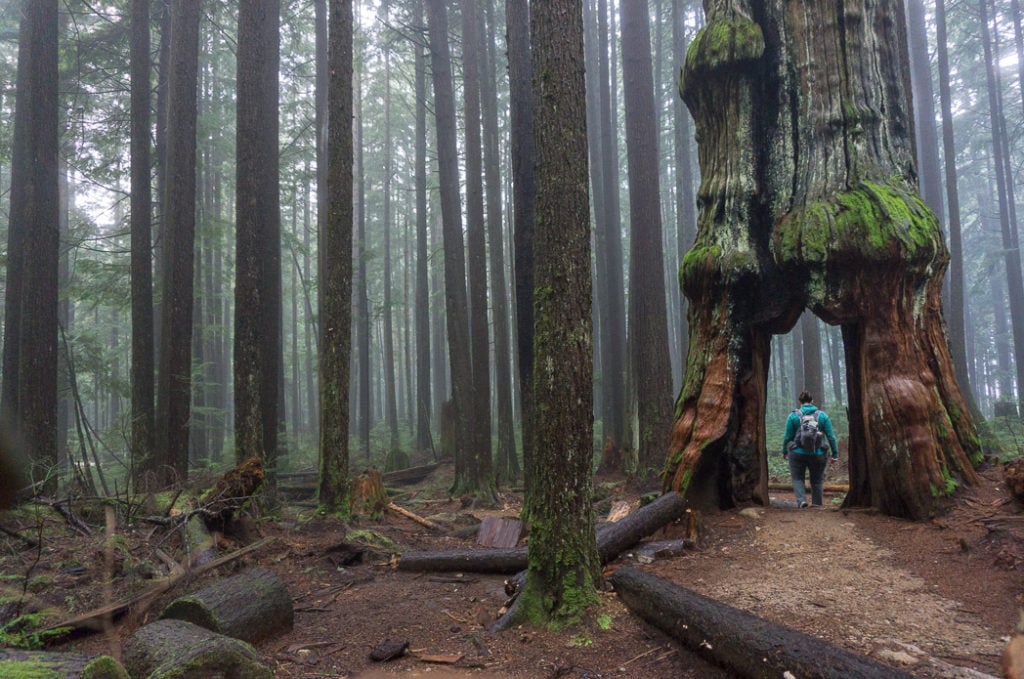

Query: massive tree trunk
[664,0,981,520]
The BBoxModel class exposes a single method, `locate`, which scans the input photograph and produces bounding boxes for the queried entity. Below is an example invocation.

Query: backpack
[793,409,823,452]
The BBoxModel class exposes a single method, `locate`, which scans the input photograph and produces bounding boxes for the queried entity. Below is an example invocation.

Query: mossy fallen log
[610,566,917,679]
[0,648,128,678]
[159,566,292,644]
[123,618,273,679]
[398,492,689,573]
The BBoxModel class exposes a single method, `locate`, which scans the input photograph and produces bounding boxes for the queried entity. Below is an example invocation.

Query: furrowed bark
[664,0,982,519]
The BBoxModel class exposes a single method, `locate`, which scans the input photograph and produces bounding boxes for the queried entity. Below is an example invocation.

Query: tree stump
[351,468,389,519]
[123,618,273,679]
[159,566,292,644]
[0,648,128,678]
[199,455,264,529]
[610,567,916,679]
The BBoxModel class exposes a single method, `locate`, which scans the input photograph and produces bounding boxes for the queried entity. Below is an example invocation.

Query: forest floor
[2,458,1022,678]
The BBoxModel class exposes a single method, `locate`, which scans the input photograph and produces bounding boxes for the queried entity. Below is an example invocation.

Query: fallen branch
[44,536,277,634]
[34,497,91,536]
[387,501,448,533]
[399,492,689,573]
[610,566,916,679]
[0,523,39,548]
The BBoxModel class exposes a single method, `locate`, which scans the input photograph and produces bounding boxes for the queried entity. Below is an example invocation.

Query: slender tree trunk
[355,53,371,462]
[936,0,982,426]
[980,0,1024,413]
[596,0,626,452]
[800,312,823,404]
[621,0,674,479]
[427,0,475,497]
[155,0,201,486]
[130,0,157,489]
[381,17,400,457]
[506,0,535,494]
[481,0,518,485]
[905,0,945,228]
[414,0,432,455]
[458,0,496,500]
[318,0,354,513]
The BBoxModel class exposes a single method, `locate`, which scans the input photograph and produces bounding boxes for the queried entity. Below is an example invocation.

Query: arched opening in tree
[662,0,982,520]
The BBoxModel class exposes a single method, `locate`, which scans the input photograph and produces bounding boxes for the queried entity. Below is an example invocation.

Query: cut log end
[160,566,293,644]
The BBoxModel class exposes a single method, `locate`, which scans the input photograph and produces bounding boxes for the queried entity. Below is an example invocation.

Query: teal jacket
[783,404,839,458]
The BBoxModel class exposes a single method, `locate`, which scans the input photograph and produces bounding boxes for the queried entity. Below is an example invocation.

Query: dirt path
[652,496,1015,678]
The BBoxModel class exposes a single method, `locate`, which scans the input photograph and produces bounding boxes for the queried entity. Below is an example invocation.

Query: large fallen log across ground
[397,491,688,573]
[160,566,293,644]
[123,618,273,679]
[0,648,128,678]
[610,566,917,679]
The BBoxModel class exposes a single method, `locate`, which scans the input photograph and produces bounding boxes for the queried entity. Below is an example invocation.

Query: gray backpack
[793,409,823,452]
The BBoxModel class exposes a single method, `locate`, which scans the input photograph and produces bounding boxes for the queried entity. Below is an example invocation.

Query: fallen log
[0,648,128,678]
[397,547,527,573]
[44,536,277,634]
[160,566,293,644]
[399,492,689,573]
[595,491,687,562]
[610,566,916,679]
[123,618,273,679]
[382,462,440,486]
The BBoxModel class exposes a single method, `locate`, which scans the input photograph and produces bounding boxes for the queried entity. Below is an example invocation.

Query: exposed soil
[2,460,1023,678]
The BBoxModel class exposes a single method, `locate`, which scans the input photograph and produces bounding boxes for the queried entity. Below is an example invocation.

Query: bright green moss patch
[776,180,942,268]
[684,15,765,77]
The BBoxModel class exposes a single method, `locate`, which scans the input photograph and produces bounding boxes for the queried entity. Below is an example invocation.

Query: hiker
[782,390,839,508]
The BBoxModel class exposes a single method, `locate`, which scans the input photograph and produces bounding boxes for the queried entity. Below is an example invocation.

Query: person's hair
[798,390,813,404]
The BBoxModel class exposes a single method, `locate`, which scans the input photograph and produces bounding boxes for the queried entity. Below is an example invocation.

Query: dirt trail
[652,500,1012,678]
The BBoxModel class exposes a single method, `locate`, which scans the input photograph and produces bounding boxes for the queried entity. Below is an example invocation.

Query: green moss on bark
[684,15,764,76]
